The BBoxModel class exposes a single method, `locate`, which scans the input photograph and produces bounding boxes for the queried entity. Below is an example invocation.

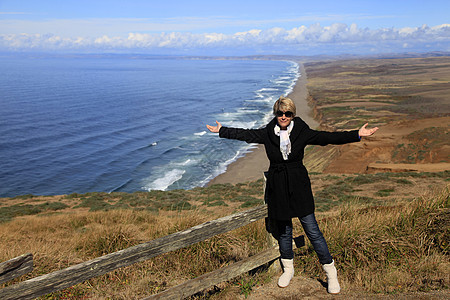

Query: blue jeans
[276,213,333,265]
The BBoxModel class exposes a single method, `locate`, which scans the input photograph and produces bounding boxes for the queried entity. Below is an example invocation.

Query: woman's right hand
[206,121,222,133]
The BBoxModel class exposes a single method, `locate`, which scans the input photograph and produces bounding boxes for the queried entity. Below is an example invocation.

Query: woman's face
[276,110,294,130]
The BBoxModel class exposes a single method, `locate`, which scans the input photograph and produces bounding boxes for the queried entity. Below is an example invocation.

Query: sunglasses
[276,111,294,118]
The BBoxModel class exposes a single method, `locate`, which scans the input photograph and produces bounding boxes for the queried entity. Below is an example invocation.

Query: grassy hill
[0,172,448,298]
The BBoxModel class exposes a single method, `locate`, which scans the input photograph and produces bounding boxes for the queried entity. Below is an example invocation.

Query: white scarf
[274,120,294,160]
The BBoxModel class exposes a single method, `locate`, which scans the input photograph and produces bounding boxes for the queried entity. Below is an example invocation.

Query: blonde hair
[273,96,296,117]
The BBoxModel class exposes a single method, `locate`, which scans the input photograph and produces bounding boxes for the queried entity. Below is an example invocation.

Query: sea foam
[142,169,186,191]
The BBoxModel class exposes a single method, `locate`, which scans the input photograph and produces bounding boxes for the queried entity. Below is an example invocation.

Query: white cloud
[1,23,449,54]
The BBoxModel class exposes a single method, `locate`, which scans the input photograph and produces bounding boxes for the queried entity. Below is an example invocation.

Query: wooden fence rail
[0,253,33,285]
[145,247,280,299]
[0,205,271,300]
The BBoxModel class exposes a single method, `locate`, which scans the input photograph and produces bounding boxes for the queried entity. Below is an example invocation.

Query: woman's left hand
[359,123,379,137]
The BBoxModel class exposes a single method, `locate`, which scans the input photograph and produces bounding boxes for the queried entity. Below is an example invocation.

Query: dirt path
[246,273,330,299]
[243,272,449,299]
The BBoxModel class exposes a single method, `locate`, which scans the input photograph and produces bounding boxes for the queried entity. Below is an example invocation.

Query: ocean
[0,55,299,197]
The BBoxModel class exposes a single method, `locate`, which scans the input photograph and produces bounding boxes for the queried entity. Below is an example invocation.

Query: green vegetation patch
[375,188,395,197]
[9,194,39,200]
[395,178,414,185]
[0,201,69,223]
[206,200,228,207]
[74,193,113,211]
[4,171,447,223]
[313,171,449,211]
[391,127,449,163]
[2,180,267,222]
[314,180,355,211]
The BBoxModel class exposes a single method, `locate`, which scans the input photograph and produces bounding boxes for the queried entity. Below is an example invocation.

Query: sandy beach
[208,62,318,185]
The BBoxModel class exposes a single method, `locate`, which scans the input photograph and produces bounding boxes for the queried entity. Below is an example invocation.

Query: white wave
[194,131,207,136]
[272,76,292,84]
[177,158,198,166]
[273,80,289,85]
[238,108,260,113]
[227,120,257,129]
[142,169,185,191]
[246,98,272,103]
[219,108,262,120]
[251,93,276,103]
[257,87,277,92]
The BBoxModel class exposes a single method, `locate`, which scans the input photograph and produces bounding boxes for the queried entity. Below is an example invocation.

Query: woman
[207,97,378,294]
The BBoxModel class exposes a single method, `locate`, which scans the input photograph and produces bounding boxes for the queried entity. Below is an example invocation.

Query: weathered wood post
[0,253,33,284]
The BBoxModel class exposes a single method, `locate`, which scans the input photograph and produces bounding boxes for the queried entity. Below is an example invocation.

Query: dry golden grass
[1,184,448,298]
[295,185,449,294]
[1,171,449,298]
[0,208,269,298]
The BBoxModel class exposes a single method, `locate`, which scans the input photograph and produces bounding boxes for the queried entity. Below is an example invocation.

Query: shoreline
[207,62,318,185]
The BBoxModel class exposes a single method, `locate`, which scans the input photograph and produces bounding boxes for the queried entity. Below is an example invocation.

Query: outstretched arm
[302,118,378,146]
[358,123,379,137]
[206,121,222,133]
[207,121,266,144]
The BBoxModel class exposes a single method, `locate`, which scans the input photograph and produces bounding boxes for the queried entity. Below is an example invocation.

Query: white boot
[277,258,294,288]
[322,260,340,294]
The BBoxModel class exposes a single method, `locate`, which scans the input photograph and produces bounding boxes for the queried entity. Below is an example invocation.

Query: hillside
[0,56,449,299]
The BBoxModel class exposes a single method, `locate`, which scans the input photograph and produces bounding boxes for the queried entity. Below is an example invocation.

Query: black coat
[219,116,360,220]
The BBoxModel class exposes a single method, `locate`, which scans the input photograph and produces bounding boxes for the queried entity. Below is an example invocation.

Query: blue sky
[1,0,449,55]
